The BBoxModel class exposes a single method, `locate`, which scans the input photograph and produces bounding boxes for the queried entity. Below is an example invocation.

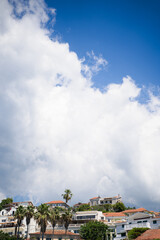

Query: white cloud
[0,0,160,210]
[81,51,108,80]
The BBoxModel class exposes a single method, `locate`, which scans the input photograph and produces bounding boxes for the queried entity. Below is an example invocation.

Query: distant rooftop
[45,200,66,204]
[103,212,126,217]
[135,229,160,240]
[90,197,100,200]
[123,208,147,214]
[31,230,79,236]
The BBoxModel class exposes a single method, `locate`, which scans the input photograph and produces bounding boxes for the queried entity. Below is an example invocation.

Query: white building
[73,211,105,222]
[114,211,160,240]
[0,201,36,238]
[45,200,69,209]
[90,195,122,207]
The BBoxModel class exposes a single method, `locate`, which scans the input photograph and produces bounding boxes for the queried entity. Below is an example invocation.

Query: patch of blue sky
[45,0,160,93]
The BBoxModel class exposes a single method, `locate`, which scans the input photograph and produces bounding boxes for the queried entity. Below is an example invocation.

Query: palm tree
[48,207,60,239]
[24,205,35,239]
[62,189,73,204]
[14,205,25,239]
[34,204,50,240]
[61,208,73,235]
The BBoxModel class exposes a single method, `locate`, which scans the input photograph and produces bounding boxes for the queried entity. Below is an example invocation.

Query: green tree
[0,198,13,211]
[14,206,25,239]
[61,208,73,234]
[0,231,23,240]
[128,228,149,240]
[76,204,91,212]
[24,205,35,240]
[112,202,126,212]
[80,221,109,240]
[48,207,60,239]
[34,204,50,240]
[62,189,73,204]
[103,204,113,212]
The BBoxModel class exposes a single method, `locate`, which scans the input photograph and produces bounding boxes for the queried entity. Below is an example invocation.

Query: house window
[46,238,51,240]
[153,220,157,224]
[137,221,142,223]
[143,220,147,223]
[122,224,124,228]
[12,211,15,215]
[2,211,4,215]
[110,200,112,203]
[2,219,6,222]
[121,232,126,237]
[77,215,95,220]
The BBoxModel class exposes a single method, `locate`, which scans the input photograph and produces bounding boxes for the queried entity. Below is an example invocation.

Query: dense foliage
[128,227,149,240]
[112,202,126,212]
[0,198,13,211]
[75,201,134,213]
[91,204,113,212]
[62,189,73,204]
[75,204,91,211]
[80,221,109,240]
[61,208,73,233]
[0,231,23,240]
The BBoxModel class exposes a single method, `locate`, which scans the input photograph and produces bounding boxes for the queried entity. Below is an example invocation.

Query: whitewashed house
[0,201,36,238]
[90,195,122,207]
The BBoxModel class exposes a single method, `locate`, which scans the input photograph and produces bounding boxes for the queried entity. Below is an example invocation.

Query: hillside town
[0,191,160,240]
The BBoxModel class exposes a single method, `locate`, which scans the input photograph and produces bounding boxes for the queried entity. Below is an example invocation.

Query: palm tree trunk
[52,227,54,240]
[42,231,44,240]
[65,227,67,240]
[40,230,41,240]
[17,224,20,239]
[15,223,17,236]
[26,223,29,240]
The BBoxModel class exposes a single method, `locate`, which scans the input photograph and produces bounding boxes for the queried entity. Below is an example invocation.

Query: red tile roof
[45,200,65,204]
[31,230,79,236]
[90,197,100,200]
[123,208,147,214]
[103,212,126,217]
[149,211,160,216]
[135,229,160,239]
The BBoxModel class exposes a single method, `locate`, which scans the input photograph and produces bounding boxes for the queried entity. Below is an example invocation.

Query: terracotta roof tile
[135,229,160,239]
[90,197,100,200]
[31,230,79,236]
[103,212,126,217]
[45,200,65,204]
[123,208,147,214]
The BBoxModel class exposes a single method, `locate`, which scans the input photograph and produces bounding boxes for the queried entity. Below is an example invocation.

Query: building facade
[90,195,122,207]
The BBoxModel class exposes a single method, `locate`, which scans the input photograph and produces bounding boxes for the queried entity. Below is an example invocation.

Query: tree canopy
[80,221,109,240]
[128,227,149,240]
[75,204,91,212]
[112,202,126,212]
[62,189,73,204]
[0,198,13,211]
[0,231,23,240]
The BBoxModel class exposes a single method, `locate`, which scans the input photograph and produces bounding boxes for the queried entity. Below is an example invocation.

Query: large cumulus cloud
[0,0,160,210]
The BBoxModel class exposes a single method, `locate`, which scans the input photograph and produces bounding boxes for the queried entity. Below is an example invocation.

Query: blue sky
[46,0,160,90]
[1,0,160,210]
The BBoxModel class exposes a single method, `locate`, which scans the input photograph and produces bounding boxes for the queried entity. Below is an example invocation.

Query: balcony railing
[125,222,151,231]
